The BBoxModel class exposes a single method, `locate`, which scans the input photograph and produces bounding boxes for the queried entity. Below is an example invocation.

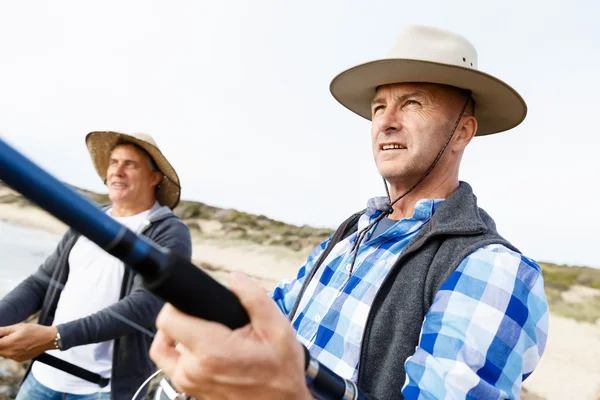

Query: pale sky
[0,0,598,268]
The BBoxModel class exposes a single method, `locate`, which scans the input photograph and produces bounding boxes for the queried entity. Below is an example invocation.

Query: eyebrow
[371,90,430,108]
[109,156,139,164]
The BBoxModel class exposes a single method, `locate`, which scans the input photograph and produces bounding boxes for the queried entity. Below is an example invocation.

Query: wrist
[48,326,61,351]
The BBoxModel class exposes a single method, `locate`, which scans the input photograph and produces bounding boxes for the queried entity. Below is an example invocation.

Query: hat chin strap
[347,96,471,277]
[382,95,471,212]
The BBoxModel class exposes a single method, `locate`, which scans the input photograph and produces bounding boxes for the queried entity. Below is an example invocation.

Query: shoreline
[0,204,68,236]
[0,202,303,290]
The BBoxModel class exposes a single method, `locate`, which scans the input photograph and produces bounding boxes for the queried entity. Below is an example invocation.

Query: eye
[372,105,385,115]
[403,100,421,108]
[109,159,118,165]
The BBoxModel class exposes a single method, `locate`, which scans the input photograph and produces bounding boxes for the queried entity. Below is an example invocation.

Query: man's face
[370,83,466,184]
[106,144,160,207]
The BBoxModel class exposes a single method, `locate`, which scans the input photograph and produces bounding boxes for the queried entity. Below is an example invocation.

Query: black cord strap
[35,353,110,388]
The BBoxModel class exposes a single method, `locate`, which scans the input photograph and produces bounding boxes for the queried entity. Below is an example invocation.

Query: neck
[386,173,458,220]
[111,198,155,217]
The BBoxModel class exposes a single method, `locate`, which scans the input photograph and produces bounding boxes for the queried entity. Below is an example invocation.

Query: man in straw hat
[0,132,192,400]
[150,25,548,399]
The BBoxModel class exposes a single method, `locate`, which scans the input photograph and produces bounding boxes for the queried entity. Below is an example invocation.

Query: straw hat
[85,131,181,209]
[330,25,527,136]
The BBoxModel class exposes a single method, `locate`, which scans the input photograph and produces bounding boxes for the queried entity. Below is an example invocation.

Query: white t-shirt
[32,206,153,394]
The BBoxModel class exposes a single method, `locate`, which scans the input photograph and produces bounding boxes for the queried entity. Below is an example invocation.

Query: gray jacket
[0,203,192,400]
[290,182,518,399]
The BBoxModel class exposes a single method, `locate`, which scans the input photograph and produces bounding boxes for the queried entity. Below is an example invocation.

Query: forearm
[0,230,77,327]
[0,274,47,326]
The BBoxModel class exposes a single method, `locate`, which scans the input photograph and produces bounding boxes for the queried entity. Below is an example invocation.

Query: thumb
[228,272,283,332]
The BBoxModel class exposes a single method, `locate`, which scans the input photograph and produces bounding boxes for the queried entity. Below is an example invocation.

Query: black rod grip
[144,251,250,330]
[304,346,366,400]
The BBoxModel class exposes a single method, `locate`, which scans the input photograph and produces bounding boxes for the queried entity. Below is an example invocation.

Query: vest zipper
[354,225,487,385]
[354,227,433,385]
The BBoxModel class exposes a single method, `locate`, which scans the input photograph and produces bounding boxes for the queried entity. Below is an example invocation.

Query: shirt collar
[356,196,444,241]
[365,196,444,221]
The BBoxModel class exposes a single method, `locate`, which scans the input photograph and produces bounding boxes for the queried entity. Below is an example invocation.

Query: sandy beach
[0,198,68,236]
[524,314,600,400]
[1,200,599,400]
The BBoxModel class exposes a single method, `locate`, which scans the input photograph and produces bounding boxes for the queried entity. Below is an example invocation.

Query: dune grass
[540,262,600,323]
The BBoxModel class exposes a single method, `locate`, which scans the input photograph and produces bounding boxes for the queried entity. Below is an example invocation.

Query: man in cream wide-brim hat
[149,25,548,400]
[1,131,192,400]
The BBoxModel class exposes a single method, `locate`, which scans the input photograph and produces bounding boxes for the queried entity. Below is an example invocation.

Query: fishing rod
[0,137,364,400]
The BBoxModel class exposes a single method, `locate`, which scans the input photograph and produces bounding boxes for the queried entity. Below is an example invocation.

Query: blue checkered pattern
[402,245,548,399]
[272,197,443,379]
[271,196,548,399]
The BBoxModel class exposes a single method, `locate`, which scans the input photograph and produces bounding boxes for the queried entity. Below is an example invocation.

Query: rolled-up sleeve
[402,244,549,400]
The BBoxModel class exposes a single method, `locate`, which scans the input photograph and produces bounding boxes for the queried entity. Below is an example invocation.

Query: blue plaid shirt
[271,197,548,399]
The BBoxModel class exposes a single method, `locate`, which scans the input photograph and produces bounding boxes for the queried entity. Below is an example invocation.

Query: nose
[376,107,402,135]
[108,162,126,178]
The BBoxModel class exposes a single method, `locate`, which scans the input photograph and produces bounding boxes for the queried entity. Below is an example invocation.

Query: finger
[0,330,16,352]
[169,348,214,398]
[156,304,232,355]
[228,272,287,333]
[149,330,180,378]
[0,337,10,352]
[0,325,16,338]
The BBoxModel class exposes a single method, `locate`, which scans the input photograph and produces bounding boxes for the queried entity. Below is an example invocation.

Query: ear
[150,171,164,188]
[453,116,478,151]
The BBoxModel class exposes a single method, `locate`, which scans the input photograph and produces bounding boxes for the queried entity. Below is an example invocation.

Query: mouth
[110,182,128,189]
[380,143,406,151]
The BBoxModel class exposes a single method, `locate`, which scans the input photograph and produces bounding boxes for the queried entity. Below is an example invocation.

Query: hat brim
[330,59,527,136]
[85,131,181,209]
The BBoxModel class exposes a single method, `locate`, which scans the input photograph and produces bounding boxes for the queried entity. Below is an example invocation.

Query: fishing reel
[154,376,192,400]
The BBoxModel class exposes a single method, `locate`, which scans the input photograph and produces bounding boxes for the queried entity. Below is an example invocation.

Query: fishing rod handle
[304,347,366,400]
[140,245,365,400]
[147,246,366,400]
[142,247,251,330]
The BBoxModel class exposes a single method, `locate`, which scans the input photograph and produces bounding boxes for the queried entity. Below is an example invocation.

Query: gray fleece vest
[290,182,519,400]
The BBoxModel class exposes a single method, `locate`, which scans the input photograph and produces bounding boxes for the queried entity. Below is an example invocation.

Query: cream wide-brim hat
[85,131,181,209]
[330,25,527,136]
